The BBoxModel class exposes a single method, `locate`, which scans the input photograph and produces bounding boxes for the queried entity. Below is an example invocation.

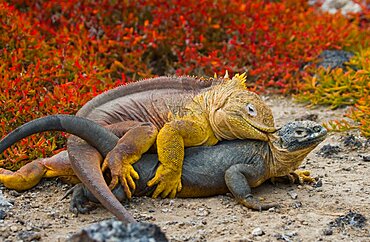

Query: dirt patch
[0,96,369,241]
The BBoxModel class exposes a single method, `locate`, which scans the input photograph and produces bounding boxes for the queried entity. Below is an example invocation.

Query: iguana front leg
[225,162,279,211]
[148,117,218,198]
[102,121,158,199]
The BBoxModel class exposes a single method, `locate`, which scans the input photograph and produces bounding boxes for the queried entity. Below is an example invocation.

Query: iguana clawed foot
[290,170,316,184]
[238,195,279,211]
[282,170,316,184]
[271,170,316,185]
[102,150,140,199]
[63,184,97,215]
[147,165,182,198]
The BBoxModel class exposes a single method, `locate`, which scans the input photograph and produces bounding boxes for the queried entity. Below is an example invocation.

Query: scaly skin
[75,120,327,211]
[0,119,327,215]
[79,74,275,200]
[0,75,275,222]
[148,74,275,198]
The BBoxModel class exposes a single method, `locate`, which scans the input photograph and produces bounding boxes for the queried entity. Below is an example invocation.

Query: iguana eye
[313,126,321,132]
[295,129,307,137]
[246,103,257,117]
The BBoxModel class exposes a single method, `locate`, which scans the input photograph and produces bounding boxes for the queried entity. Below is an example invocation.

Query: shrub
[0,0,369,167]
[295,48,370,137]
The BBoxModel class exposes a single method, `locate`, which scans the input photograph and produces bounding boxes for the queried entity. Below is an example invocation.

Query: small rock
[68,220,168,242]
[17,231,42,241]
[301,221,309,225]
[8,190,21,197]
[329,210,367,228]
[196,207,210,217]
[316,50,354,69]
[287,190,298,200]
[343,134,363,148]
[317,144,341,157]
[361,154,370,162]
[268,207,276,213]
[251,227,264,236]
[0,209,6,220]
[10,225,20,232]
[292,201,302,208]
[323,227,333,236]
[285,231,297,237]
[314,179,323,188]
[273,233,292,242]
[0,191,13,208]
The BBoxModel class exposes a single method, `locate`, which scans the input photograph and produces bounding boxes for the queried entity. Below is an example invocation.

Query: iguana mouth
[247,119,276,133]
[295,131,327,148]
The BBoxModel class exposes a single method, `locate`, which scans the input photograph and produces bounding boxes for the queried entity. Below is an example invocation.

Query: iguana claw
[63,184,96,214]
[287,170,316,185]
[292,170,316,184]
[271,170,316,185]
[239,195,279,211]
[102,151,140,199]
[147,165,182,198]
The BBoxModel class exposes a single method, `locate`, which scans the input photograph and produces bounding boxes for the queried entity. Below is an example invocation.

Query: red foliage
[0,0,369,166]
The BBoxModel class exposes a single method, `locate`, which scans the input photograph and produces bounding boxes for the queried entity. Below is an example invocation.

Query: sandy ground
[0,96,369,241]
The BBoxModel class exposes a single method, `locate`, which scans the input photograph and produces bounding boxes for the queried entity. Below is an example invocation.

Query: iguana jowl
[0,75,275,222]
[0,116,327,218]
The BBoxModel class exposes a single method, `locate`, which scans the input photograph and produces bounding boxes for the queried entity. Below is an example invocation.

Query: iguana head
[269,120,327,176]
[207,73,275,141]
[273,120,327,152]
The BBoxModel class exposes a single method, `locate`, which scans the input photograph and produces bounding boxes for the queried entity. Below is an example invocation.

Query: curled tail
[0,115,137,223]
[0,114,119,156]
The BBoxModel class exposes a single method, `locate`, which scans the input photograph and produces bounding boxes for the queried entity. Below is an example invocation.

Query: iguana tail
[0,114,119,156]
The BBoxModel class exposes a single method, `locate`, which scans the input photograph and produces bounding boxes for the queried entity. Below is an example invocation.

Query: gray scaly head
[268,120,327,177]
[275,120,327,152]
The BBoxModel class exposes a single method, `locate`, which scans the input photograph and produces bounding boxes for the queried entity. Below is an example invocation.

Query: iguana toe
[110,164,139,199]
[66,184,97,214]
[239,195,279,211]
[270,170,316,185]
[292,170,316,184]
[147,165,182,198]
[102,152,139,199]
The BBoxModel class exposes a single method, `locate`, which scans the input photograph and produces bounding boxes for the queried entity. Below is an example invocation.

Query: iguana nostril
[313,126,321,132]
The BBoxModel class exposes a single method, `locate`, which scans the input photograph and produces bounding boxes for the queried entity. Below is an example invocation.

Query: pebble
[0,191,13,208]
[268,207,276,213]
[251,227,264,236]
[323,227,333,236]
[292,201,302,208]
[314,179,323,188]
[285,231,297,237]
[8,190,21,197]
[161,208,169,213]
[287,190,298,200]
[68,220,168,242]
[10,225,20,232]
[196,207,210,217]
[17,231,42,241]
[0,210,6,220]
[361,154,370,162]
